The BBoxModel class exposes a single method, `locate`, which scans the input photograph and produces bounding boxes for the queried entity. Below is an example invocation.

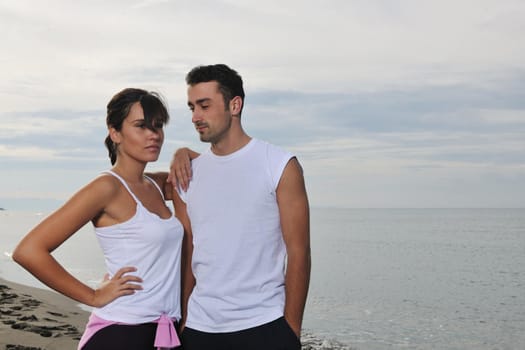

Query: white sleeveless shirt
[180,139,294,332]
[92,170,183,323]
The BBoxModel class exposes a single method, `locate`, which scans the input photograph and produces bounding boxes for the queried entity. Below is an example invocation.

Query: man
[170,64,310,350]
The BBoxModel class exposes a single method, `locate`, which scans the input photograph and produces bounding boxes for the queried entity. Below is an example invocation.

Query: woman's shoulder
[58,173,123,217]
[145,171,168,184]
[144,172,171,200]
[144,171,169,191]
[82,173,122,198]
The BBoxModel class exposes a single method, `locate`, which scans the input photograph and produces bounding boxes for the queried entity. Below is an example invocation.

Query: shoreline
[0,277,89,350]
[0,277,353,350]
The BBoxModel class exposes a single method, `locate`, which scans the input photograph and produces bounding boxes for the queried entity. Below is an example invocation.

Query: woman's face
[111,101,164,164]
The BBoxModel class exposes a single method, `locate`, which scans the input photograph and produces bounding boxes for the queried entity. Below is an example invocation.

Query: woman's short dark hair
[104,88,169,165]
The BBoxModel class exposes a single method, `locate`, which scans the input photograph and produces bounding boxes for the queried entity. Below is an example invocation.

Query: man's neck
[210,131,251,156]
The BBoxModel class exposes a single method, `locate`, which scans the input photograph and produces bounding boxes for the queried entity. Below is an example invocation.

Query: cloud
[131,0,171,9]
[1,0,525,209]
[0,145,57,160]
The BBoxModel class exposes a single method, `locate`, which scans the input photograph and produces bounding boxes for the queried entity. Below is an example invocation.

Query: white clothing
[180,138,293,332]
[93,170,183,324]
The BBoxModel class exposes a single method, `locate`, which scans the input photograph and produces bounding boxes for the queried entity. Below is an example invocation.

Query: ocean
[1,208,524,349]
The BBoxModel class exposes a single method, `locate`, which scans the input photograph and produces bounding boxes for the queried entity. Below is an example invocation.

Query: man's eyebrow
[196,98,211,104]
[188,98,211,107]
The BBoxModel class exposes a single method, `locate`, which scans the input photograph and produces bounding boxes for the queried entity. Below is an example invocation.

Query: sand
[0,277,88,350]
[0,277,352,350]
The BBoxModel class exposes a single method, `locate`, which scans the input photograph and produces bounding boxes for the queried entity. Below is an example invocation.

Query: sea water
[1,208,524,349]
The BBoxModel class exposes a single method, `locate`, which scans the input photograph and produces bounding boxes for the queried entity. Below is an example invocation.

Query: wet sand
[0,277,88,350]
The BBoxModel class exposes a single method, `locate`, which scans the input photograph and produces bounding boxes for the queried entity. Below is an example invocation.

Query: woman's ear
[229,96,243,117]
[109,127,121,144]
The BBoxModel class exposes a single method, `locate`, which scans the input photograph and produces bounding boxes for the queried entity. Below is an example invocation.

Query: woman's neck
[111,161,147,184]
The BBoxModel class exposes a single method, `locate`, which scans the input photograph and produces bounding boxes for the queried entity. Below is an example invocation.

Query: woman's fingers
[169,147,193,191]
[113,266,138,279]
[111,266,143,291]
[93,267,144,307]
[119,276,143,290]
[176,167,188,191]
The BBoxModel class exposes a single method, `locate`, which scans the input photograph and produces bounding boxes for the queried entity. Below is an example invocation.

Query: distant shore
[0,277,88,350]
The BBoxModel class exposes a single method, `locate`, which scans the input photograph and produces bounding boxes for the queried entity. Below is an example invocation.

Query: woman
[13,88,183,349]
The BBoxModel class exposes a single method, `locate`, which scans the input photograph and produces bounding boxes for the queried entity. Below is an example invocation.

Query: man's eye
[201,105,209,109]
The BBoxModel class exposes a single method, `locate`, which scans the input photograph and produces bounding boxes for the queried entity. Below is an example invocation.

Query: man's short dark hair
[186,64,245,114]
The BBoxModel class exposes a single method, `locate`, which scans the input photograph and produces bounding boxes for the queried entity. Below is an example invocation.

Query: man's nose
[191,111,201,124]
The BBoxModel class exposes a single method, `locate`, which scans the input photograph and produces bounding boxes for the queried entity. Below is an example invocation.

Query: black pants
[82,322,182,350]
[181,317,301,350]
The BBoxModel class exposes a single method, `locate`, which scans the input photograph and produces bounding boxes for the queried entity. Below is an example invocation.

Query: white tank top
[93,170,183,323]
[180,139,294,332]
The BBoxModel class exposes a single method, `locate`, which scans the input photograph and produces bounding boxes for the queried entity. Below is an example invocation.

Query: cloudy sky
[1,0,524,210]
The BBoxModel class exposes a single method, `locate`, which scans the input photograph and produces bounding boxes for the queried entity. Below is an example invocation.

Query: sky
[1,0,525,210]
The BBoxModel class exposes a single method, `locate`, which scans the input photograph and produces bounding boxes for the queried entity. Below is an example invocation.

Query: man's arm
[277,157,311,338]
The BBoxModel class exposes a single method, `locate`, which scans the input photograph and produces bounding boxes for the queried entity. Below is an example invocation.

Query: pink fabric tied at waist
[78,313,180,350]
[154,313,180,348]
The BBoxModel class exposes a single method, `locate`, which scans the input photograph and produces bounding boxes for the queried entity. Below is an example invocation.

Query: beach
[0,277,351,350]
[0,277,88,350]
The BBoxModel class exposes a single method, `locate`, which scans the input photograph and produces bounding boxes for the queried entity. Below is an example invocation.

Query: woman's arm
[147,147,201,198]
[168,147,201,192]
[12,177,142,307]
[171,186,195,331]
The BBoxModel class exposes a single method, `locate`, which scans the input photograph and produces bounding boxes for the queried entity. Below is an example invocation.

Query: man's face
[187,81,232,144]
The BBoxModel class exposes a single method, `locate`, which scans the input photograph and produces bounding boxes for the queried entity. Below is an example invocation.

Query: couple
[13,64,311,350]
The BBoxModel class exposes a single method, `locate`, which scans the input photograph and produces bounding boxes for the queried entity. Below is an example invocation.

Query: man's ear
[229,96,243,116]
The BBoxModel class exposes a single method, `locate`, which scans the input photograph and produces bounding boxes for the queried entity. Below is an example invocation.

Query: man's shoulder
[252,138,289,153]
[253,139,294,161]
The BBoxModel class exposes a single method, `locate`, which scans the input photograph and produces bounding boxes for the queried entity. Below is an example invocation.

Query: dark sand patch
[0,278,89,350]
